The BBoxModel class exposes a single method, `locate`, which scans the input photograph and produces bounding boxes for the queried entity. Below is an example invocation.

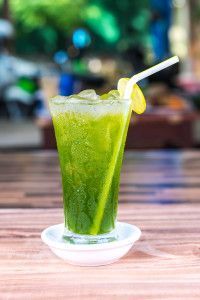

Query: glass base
[63,228,117,245]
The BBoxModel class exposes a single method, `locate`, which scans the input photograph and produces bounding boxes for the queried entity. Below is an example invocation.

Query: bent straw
[124,56,179,99]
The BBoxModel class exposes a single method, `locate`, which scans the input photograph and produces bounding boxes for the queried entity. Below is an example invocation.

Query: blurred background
[1,0,200,150]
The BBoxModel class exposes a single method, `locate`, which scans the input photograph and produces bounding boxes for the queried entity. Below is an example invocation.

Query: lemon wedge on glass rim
[117,78,146,114]
[117,56,180,114]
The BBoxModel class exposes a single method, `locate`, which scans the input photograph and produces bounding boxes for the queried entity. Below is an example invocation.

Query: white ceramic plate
[41,222,141,266]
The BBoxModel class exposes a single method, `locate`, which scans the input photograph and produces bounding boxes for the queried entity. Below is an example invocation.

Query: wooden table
[0,151,200,299]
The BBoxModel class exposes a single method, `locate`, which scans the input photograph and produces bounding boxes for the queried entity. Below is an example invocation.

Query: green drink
[50,91,132,243]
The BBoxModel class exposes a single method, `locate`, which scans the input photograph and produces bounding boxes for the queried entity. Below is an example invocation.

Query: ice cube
[107,90,120,100]
[78,89,99,100]
[100,93,108,100]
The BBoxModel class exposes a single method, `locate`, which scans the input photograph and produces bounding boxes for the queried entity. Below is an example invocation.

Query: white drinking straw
[124,56,179,99]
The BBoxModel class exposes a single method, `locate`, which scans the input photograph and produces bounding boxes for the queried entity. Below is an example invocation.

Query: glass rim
[50,95,131,105]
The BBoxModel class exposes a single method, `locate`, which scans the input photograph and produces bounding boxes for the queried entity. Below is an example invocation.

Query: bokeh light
[88,58,102,73]
[72,28,91,49]
[53,51,68,64]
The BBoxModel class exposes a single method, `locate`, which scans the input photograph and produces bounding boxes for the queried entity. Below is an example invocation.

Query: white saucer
[41,222,141,266]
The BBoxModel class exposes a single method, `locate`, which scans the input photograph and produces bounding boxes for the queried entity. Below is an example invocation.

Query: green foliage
[100,0,150,50]
[4,0,87,54]
[10,0,86,33]
[0,0,151,55]
[83,4,120,43]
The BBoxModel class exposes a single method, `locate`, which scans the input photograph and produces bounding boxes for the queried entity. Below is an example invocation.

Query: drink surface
[50,95,132,235]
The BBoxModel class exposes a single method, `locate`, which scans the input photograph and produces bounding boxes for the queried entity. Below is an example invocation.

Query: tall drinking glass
[49,96,132,244]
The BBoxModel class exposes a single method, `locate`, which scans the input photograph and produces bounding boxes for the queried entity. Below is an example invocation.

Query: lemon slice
[117,78,146,114]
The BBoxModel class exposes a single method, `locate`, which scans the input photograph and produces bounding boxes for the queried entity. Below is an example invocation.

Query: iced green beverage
[50,90,132,243]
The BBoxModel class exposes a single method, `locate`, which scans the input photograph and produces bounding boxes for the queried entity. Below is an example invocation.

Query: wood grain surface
[0,151,200,299]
